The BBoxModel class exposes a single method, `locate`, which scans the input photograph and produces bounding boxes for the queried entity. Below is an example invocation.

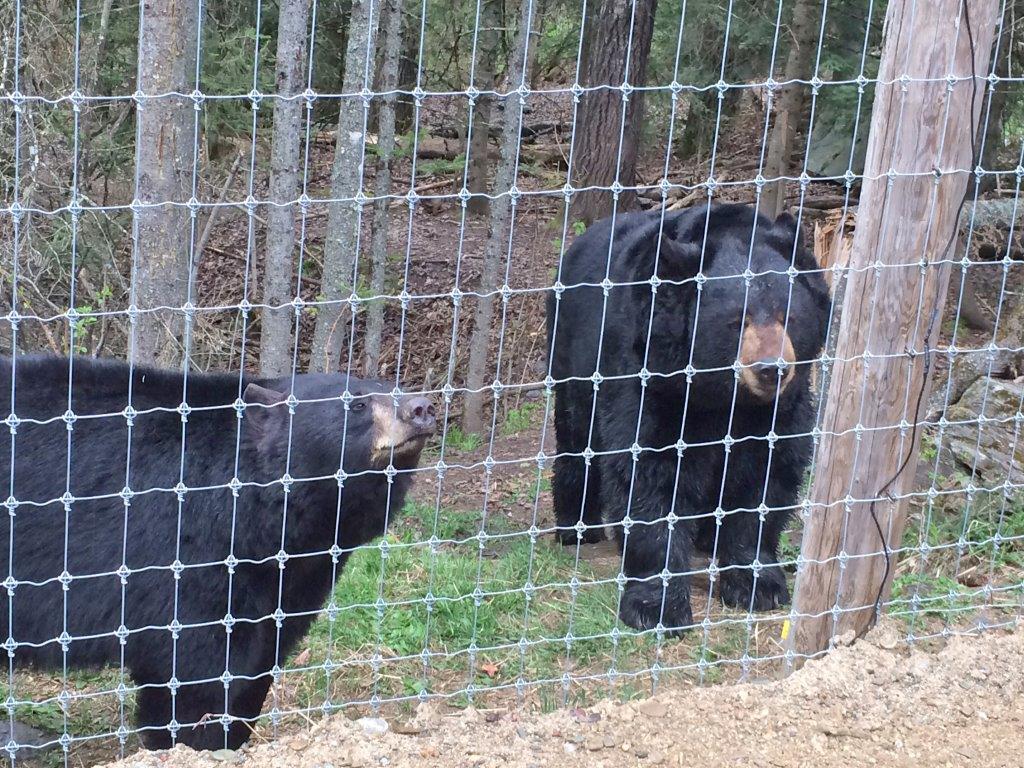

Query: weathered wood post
[787,0,999,659]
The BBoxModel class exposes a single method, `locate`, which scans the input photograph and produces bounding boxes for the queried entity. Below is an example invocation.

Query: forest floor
[99,620,1024,768]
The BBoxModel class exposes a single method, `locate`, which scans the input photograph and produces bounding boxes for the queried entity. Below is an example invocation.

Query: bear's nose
[753,359,786,388]
[401,396,436,432]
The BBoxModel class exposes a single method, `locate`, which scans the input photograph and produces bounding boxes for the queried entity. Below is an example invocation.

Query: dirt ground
[99,621,1023,768]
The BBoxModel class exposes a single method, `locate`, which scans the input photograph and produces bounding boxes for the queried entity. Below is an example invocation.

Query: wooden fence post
[787,0,999,659]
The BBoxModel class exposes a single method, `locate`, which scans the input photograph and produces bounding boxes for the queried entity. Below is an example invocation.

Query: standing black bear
[0,355,435,750]
[547,203,829,633]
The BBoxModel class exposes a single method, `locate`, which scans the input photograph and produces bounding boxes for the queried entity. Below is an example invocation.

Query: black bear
[547,203,829,633]
[0,355,435,750]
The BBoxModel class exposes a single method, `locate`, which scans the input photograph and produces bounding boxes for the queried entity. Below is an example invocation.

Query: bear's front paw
[619,579,693,635]
[719,563,789,611]
[556,525,605,546]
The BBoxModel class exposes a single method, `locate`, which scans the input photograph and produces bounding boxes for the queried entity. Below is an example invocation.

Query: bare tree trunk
[260,0,310,377]
[309,0,379,373]
[978,12,1018,192]
[761,0,821,218]
[364,0,403,374]
[788,0,998,656]
[465,0,503,217]
[131,0,199,366]
[79,0,115,183]
[570,0,657,226]
[462,0,533,435]
[394,8,419,134]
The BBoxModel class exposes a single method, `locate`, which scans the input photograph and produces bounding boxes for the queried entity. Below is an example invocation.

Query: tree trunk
[461,0,533,436]
[78,0,115,184]
[364,0,403,375]
[788,0,998,659]
[394,6,419,134]
[569,0,657,226]
[131,0,200,367]
[309,0,379,374]
[761,0,821,219]
[977,8,1019,190]
[465,0,503,217]
[260,0,310,377]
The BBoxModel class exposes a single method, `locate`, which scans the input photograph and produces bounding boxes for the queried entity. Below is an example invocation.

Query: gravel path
[102,622,1024,768]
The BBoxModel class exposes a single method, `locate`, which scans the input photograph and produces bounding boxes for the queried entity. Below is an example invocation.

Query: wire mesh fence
[0,0,1022,764]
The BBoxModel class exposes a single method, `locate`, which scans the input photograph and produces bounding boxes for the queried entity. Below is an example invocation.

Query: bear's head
[655,205,830,408]
[241,375,437,474]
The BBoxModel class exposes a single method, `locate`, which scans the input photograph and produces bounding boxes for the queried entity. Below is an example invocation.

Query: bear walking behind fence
[547,203,830,634]
[0,355,435,750]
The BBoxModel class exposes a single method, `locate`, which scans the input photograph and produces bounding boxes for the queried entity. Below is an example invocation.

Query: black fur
[547,204,830,633]
[0,355,431,749]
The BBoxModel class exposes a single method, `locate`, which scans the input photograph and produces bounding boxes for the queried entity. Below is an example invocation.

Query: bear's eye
[351,400,367,412]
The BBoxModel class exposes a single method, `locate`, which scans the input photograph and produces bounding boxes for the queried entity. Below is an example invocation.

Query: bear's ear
[655,233,704,280]
[243,383,288,443]
[771,211,803,253]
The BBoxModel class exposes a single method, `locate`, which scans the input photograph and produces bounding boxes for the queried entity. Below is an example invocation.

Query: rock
[584,735,605,751]
[570,707,600,724]
[0,721,57,752]
[392,721,424,735]
[944,377,1024,480]
[637,699,668,718]
[648,751,667,765]
[873,629,900,650]
[357,717,390,736]
[563,742,577,755]
[210,749,238,762]
[835,629,857,647]
[412,701,443,728]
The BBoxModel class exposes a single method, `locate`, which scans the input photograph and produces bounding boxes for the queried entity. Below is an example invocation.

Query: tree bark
[78,0,115,184]
[309,0,379,374]
[260,0,310,377]
[761,0,821,219]
[364,0,403,375]
[788,0,998,660]
[461,0,533,436]
[394,6,420,134]
[465,0,503,217]
[131,0,200,366]
[569,0,657,226]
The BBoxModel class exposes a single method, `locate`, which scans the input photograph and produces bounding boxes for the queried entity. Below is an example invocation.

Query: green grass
[778,529,800,568]
[502,402,543,435]
[443,424,482,453]
[892,490,1024,631]
[689,624,749,684]
[1,668,125,765]
[891,573,977,620]
[419,155,466,176]
[904,490,1024,570]
[287,502,653,709]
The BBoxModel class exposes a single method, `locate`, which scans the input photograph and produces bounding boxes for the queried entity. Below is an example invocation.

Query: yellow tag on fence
[780,619,791,641]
